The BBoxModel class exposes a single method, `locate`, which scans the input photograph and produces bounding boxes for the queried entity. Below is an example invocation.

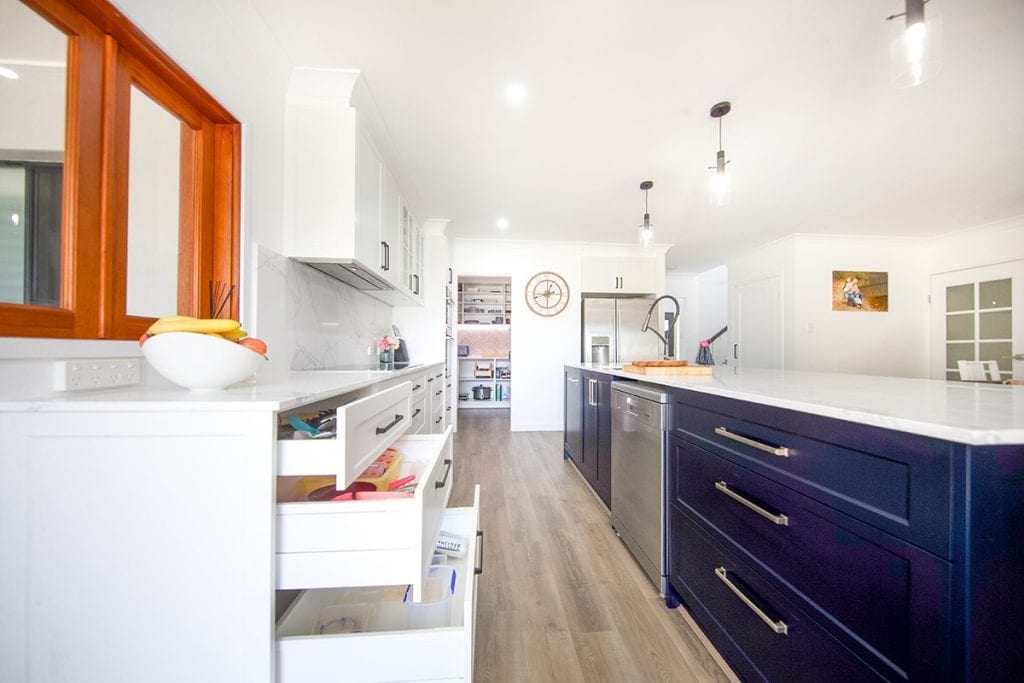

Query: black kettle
[392,325,410,365]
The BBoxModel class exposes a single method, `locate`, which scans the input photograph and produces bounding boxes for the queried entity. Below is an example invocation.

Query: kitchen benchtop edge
[0,361,445,413]
[566,363,1024,446]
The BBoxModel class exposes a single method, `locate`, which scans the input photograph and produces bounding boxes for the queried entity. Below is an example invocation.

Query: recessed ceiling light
[504,82,527,105]
[0,66,20,80]
[496,217,510,230]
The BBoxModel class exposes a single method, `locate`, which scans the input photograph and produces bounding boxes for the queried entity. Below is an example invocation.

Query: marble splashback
[255,245,393,370]
[457,326,510,358]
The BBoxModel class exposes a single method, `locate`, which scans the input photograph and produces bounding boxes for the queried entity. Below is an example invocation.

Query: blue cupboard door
[563,369,584,464]
[668,504,884,682]
[669,435,951,680]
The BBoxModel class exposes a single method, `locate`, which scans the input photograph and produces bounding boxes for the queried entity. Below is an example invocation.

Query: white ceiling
[47,1,1024,273]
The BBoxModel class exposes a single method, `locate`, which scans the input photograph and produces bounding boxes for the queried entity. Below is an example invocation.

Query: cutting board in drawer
[277,382,413,489]
[276,429,454,599]
[622,363,713,376]
[276,487,481,683]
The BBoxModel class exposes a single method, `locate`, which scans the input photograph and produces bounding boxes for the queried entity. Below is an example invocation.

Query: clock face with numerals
[525,271,569,317]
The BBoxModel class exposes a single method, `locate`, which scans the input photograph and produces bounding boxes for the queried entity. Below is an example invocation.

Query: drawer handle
[435,458,453,489]
[714,481,789,526]
[714,427,790,457]
[567,377,579,383]
[715,567,789,636]
[435,416,443,425]
[375,413,405,435]
[412,408,422,418]
[435,389,443,397]
[413,383,423,391]
[475,529,484,575]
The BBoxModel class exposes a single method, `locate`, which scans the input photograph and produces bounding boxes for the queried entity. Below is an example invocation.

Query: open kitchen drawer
[276,427,454,598]
[277,382,414,490]
[276,486,482,683]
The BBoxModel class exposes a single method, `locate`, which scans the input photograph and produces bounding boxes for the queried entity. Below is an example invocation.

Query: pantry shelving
[457,356,511,410]
[457,278,511,325]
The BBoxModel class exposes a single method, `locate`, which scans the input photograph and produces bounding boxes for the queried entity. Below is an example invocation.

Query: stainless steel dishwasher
[610,380,670,595]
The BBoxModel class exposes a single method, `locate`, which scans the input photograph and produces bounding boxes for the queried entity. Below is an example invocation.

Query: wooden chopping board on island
[621,360,713,375]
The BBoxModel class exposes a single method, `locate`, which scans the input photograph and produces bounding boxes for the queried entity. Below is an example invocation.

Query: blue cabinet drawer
[669,436,950,680]
[668,505,882,682]
[670,391,952,558]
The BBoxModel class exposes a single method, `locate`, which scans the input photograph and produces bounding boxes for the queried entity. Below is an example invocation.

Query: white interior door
[733,275,782,369]
[930,260,1024,381]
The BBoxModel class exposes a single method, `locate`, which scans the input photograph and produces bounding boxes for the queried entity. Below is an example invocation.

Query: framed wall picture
[832,271,889,312]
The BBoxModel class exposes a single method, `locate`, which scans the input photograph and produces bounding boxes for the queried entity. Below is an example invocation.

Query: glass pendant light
[887,0,942,88]
[708,101,731,207]
[638,180,654,248]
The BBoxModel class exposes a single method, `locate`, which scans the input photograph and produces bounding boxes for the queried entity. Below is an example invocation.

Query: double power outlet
[54,358,141,391]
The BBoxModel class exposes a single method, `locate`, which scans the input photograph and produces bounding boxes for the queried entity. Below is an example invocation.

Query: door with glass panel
[930,261,1023,381]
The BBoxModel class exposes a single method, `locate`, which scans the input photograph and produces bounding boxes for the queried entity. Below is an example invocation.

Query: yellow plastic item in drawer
[354,448,404,491]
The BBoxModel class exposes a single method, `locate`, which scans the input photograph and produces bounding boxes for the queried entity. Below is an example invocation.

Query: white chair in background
[957,360,1002,382]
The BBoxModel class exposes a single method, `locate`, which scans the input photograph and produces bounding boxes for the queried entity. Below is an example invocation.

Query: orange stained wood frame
[0,0,241,340]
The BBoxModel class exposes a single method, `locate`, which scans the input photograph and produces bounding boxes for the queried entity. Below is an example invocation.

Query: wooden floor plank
[451,409,738,683]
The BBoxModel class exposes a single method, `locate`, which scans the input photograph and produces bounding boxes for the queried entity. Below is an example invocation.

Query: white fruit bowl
[142,332,265,391]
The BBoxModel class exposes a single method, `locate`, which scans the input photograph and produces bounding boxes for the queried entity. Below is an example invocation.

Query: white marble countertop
[0,362,445,414]
[567,363,1024,446]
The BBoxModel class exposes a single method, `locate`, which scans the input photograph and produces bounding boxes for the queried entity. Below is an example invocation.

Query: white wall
[925,215,1024,275]
[696,265,730,365]
[453,239,666,431]
[725,233,951,378]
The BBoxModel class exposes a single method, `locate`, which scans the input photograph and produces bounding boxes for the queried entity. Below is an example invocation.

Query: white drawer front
[277,429,454,594]
[276,488,481,683]
[277,382,413,487]
[410,396,427,434]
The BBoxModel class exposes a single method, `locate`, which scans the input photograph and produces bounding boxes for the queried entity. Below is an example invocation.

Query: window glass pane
[978,278,1011,310]
[945,371,960,381]
[979,342,1012,373]
[945,312,974,341]
[126,85,180,317]
[0,166,26,303]
[979,310,1011,340]
[946,342,975,369]
[0,0,67,308]
[945,283,974,313]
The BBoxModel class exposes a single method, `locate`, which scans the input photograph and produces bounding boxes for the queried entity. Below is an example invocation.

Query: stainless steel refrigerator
[581,296,662,364]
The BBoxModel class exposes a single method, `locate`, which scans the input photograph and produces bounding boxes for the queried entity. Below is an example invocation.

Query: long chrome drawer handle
[714,481,789,526]
[475,529,484,576]
[714,427,790,457]
[715,567,789,635]
[375,413,405,435]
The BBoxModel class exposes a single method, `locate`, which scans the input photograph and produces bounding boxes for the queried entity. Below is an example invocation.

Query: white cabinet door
[354,127,384,273]
[616,256,657,294]
[581,256,657,294]
[380,167,402,287]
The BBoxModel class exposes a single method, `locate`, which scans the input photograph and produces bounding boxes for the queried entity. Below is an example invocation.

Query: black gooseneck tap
[641,295,681,359]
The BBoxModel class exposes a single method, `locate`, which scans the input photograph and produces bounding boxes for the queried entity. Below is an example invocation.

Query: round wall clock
[525,271,570,317]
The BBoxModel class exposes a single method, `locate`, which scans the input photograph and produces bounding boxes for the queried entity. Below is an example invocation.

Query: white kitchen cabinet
[581,255,657,294]
[0,369,479,682]
[276,487,481,682]
[283,68,423,304]
[283,94,388,285]
[426,366,446,432]
[402,202,424,301]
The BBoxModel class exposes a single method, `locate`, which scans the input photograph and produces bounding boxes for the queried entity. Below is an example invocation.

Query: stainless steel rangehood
[295,257,393,291]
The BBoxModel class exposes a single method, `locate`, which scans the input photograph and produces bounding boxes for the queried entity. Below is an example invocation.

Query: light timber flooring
[450,409,737,683]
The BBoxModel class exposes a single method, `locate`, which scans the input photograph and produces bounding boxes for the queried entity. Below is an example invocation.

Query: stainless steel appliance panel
[610,381,669,594]
[615,298,661,363]
[581,297,659,364]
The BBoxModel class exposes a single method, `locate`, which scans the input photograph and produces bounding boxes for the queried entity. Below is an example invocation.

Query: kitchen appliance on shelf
[581,296,661,365]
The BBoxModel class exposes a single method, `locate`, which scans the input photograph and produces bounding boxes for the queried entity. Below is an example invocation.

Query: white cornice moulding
[286,67,360,101]
[423,219,450,238]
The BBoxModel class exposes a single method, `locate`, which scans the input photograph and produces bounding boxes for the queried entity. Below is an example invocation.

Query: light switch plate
[55,358,141,391]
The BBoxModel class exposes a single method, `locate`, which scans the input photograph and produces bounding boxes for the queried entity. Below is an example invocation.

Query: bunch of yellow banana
[143,315,246,342]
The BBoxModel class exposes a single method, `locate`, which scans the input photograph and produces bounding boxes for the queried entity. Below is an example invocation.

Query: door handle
[375,413,404,435]
[380,241,388,270]
[434,458,453,489]
[715,427,790,457]
[715,481,789,525]
[715,567,788,635]
[733,343,738,359]
[474,529,484,575]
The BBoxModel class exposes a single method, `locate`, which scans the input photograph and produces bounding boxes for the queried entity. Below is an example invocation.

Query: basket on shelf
[473,362,493,378]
